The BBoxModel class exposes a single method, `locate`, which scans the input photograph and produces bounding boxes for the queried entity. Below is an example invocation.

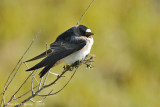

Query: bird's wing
[26,40,86,71]
[25,49,52,62]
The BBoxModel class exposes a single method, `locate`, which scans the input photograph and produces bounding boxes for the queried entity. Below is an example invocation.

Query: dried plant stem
[0,29,95,107]
[76,0,95,25]
[39,68,78,97]
[0,30,40,107]
[14,65,77,107]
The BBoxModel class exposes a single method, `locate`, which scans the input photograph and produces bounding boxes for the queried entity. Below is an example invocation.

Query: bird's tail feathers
[25,49,52,62]
[39,64,54,78]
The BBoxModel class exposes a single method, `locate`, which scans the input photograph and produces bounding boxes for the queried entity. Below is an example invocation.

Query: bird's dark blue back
[55,27,75,42]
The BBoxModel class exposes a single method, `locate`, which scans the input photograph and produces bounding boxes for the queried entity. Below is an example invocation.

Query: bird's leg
[71,61,82,69]
[63,64,70,70]
[63,61,81,72]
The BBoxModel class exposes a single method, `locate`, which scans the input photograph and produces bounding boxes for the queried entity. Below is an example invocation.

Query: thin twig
[42,71,50,87]
[5,62,23,91]
[15,88,44,107]
[39,68,78,96]
[14,66,70,107]
[24,62,39,84]
[1,62,23,107]
[31,70,38,95]
[6,29,40,89]
[5,71,34,106]
[0,29,40,107]
[13,85,39,100]
[0,93,5,107]
[38,77,43,90]
[14,55,94,107]
[43,69,68,88]
[41,43,49,87]
[30,90,53,103]
[1,27,94,107]
[76,0,95,25]
[49,71,60,76]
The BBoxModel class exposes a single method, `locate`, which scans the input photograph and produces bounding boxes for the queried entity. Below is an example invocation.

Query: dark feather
[26,40,86,72]
[39,64,54,78]
[25,49,52,62]
[55,27,74,42]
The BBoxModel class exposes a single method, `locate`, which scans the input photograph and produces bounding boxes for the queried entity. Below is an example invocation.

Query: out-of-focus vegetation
[0,0,160,107]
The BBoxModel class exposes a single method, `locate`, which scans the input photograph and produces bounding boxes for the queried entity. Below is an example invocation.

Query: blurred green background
[1,0,160,107]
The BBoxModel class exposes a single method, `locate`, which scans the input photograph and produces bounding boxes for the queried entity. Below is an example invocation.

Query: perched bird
[26,25,94,78]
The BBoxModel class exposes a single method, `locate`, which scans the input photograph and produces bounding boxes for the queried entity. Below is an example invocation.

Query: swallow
[26,25,94,78]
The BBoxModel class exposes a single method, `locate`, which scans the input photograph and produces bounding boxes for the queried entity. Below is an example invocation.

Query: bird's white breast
[62,37,94,64]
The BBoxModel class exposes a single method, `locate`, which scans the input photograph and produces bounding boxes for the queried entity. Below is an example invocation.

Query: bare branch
[76,0,95,25]
[0,93,5,107]
[1,62,23,107]
[13,85,39,100]
[4,55,94,107]
[42,71,50,86]
[41,43,49,87]
[38,77,43,90]
[31,70,38,95]
[15,88,43,107]
[0,29,40,107]
[39,67,78,97]
[14,62,80,107]
[30,90,53,103]
[5,71,34,106]
[5,62,23,91]
[24,62,39,84]
[43,68,68,88]
[1,28,95,107]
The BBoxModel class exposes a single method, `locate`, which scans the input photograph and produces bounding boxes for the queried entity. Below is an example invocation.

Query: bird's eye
[85,32,90,36]
[79,28,85,35]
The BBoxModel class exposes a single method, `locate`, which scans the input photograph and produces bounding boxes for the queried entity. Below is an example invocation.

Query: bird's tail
[25,49,52,62]
[39,64,54,78]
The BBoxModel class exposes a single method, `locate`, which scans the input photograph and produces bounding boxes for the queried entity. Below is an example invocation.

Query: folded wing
[25,49,52,62]
[26,40,86,72]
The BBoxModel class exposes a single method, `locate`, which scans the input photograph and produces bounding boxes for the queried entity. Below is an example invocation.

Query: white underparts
[61,37,94,64]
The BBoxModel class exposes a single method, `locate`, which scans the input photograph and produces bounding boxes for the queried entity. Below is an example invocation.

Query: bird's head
[75,25,94,37]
